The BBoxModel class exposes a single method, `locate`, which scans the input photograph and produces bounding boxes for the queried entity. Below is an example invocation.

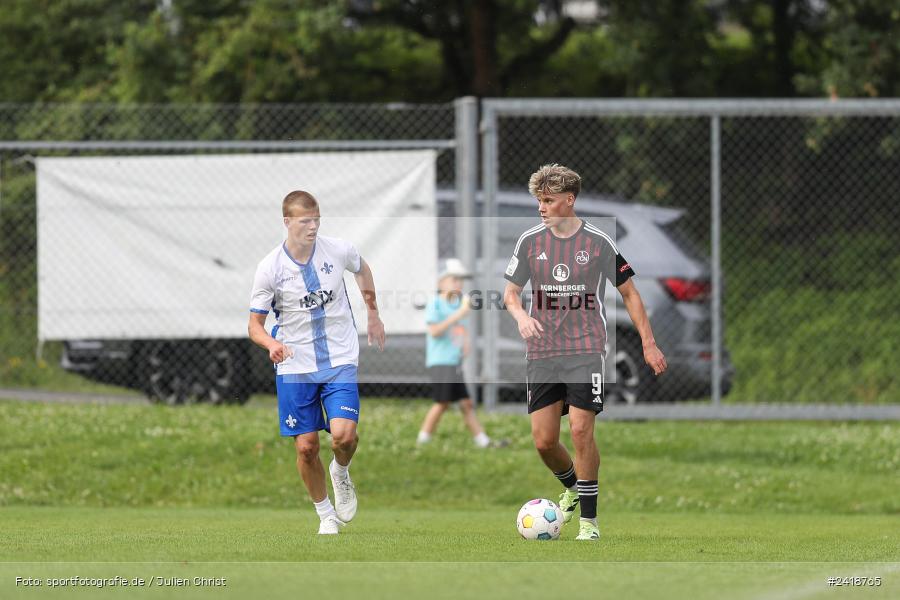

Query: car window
[660,219,707,260]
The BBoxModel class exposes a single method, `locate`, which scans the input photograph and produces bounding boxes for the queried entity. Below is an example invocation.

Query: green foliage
[795,1,900,97]
[520,28,627,97]
[601,0,719,97]
[0,0,157,102]
[0,0,444,104]
[184,1,442,103]
[726,286,900,404]
[108,15,187,102]
[718,0,827,96]
[0,1,898,102]
[725,234,900,404]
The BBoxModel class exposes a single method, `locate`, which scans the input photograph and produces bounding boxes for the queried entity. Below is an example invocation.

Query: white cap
[438,258,472,280]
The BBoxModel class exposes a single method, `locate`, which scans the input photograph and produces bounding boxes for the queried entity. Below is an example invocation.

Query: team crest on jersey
[575,250,589,265]
[321,262,334,274]
[552,263,570,282]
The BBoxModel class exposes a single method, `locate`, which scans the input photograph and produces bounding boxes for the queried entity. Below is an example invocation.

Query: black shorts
[526,353,605,415]
[428,365,471,403]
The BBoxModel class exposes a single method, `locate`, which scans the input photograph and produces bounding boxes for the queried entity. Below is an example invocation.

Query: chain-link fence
[2,99,898,412]
[0,102,458,404]
[480,99,900,411]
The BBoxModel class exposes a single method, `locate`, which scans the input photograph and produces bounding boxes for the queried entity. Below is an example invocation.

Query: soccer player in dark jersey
[503,164,667,541]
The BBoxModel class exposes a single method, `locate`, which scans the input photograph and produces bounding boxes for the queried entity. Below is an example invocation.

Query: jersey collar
[282,241,317,267]
[547,218,584,240]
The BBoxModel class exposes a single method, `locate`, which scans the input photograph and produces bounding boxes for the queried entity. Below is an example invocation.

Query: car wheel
[145,340,249,405]
[606,335,658,405]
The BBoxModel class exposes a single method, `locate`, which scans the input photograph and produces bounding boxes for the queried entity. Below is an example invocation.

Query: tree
[347,0,577,97]
[722,0,824,97]
[794,0,900,97]
[599,0,720,97]
[0,0,157,101]
[106,0,444,103]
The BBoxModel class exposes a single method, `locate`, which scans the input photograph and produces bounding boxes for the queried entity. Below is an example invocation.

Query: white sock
[579,517,598,526]
[330,458,350,479]
[417,431,432,444]
[474,432,491,448]
[313,497,336,520]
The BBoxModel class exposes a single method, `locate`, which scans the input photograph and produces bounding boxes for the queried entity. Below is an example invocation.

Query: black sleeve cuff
[615,253,635,286]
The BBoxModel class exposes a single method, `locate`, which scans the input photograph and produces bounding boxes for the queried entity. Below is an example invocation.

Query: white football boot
[317,515,345,535]
[330,460,358,523]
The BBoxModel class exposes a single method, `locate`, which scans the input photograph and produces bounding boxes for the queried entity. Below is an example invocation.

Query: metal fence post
[480,103,499,410]
[455,96,478,389]
[710,114,723,406]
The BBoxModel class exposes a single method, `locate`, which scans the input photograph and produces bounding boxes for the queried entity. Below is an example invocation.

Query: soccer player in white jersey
[248,190,385,535]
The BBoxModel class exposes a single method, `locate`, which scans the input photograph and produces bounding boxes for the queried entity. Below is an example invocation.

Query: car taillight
[661,278,710,302]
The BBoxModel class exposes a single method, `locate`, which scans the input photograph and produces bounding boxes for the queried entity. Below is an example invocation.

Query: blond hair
[282,190,319,217]
[528,164,581,198]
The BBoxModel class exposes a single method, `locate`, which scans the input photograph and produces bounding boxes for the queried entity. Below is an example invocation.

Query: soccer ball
[516,498,563,540]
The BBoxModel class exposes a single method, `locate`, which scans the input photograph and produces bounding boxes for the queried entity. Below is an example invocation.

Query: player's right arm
[247,255,292,364]
[503,281,543,340]
[248,313,292,364]
[503,232,543,340]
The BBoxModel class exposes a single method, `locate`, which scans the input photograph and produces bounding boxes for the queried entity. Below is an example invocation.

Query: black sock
[577,480,598,519]
[554,464,577,489]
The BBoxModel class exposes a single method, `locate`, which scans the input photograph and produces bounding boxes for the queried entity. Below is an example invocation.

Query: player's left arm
[353,258,385,351]
[617,279,667,376]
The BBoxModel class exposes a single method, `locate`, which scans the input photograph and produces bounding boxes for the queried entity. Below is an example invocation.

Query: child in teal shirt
[417,258,493,448]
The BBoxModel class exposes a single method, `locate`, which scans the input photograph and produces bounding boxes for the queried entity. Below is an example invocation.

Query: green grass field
[1,398,898,599]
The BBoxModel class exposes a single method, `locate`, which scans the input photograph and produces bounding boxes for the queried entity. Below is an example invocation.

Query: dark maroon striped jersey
[503,220,635,359]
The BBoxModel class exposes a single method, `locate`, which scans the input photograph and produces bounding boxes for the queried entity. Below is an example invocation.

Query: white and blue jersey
[250,235,362,436]
[250,235,361,375]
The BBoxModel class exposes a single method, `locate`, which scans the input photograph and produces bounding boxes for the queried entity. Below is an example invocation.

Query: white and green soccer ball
[516,498,563,540]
